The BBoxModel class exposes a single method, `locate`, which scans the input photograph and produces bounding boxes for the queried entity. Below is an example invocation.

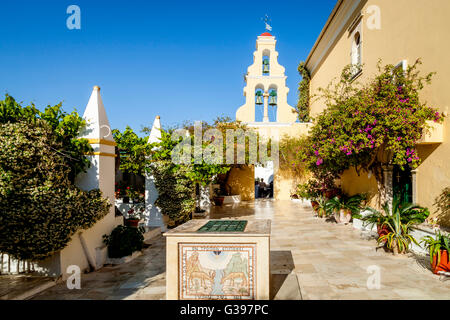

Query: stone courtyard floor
[31,199,450,300]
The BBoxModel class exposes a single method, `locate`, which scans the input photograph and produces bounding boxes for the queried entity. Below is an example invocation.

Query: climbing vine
[0,96,110,260]
[296,61,311,122]
[0,94,92,181]
[0,120,110,261]
[112,126,151,175]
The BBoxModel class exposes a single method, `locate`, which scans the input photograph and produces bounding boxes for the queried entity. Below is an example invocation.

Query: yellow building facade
[306,0,449,224]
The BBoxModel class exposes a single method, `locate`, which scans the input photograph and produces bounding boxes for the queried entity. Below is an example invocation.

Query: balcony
[416,120,444,144]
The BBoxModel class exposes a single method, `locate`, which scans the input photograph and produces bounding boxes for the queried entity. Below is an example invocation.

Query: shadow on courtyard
[269,250,301,300]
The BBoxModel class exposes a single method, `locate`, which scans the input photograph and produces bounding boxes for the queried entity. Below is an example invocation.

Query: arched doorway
[393,165,412,203]
[254,161,274,199]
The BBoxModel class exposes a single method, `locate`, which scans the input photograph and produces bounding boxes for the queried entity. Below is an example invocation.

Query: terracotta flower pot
[340,209,352,224]
[213,196,224,206]
[125,218,139,227]
[377,224,391,241]
[334,209,351,224]
[334,211,341,223]
[324,188,339,199]
[431,250,450,274]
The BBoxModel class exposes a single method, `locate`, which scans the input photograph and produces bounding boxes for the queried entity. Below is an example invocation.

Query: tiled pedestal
[164,219,271,300]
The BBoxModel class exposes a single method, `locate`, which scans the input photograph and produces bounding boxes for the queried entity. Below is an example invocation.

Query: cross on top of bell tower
[260,14,273,37]
[262,14,272,32]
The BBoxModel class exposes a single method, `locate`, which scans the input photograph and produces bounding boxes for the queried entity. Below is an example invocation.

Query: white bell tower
[236,31,297,123]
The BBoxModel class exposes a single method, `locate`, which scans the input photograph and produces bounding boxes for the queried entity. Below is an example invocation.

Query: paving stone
[25,200,450,300]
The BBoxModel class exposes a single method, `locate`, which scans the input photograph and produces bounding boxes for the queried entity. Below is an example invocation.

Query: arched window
[351,32,362,76]
[268,86,277,122]
[254,87,264,122]
[262,49,270,76]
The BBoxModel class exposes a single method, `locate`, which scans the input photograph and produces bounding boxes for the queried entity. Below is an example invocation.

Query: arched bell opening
[262,49,270,76]
[254,85,264,122]
[268,87,277,122]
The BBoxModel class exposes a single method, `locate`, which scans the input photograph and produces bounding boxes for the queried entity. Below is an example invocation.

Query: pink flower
[316,158,323,166]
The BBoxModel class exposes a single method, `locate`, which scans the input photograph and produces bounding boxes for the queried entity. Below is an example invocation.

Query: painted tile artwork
[179,243,256,300]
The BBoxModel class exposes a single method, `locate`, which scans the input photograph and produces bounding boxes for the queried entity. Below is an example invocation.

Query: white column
[263,92,269,122]
[382,164,394,211]
[411,167,418,204]
[144,116,165,230]
[73,85,118,272]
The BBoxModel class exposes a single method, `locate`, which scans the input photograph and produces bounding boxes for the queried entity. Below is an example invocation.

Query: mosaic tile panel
[178,243,256,300]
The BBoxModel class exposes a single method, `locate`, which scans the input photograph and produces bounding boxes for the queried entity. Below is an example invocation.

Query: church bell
[255,92,263,105]
[262,59,270,74]
[269,92,277,105]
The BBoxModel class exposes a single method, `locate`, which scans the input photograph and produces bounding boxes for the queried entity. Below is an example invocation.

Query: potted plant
[340,194,366,224]
[297,181,321,209]
[363,204,391,239]
[114,182,123,203]
[363,197,421,239]
[103,225,145,258]
[125,186,142,203]
[401,206,430,224]
[323,187,340,199]
[377,209,419,255]
[325,196,356,224]
[123,186,131,203]
[421,231,450,274]
[315,196,329,218]
[125,203,144,227]
[325,196,340,222]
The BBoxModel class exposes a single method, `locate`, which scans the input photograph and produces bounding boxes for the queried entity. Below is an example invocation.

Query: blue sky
[0,0,336,133]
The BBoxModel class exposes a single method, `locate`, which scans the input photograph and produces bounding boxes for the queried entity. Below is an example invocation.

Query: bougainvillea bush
[0,121,110,260]
[299,60,443,199]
